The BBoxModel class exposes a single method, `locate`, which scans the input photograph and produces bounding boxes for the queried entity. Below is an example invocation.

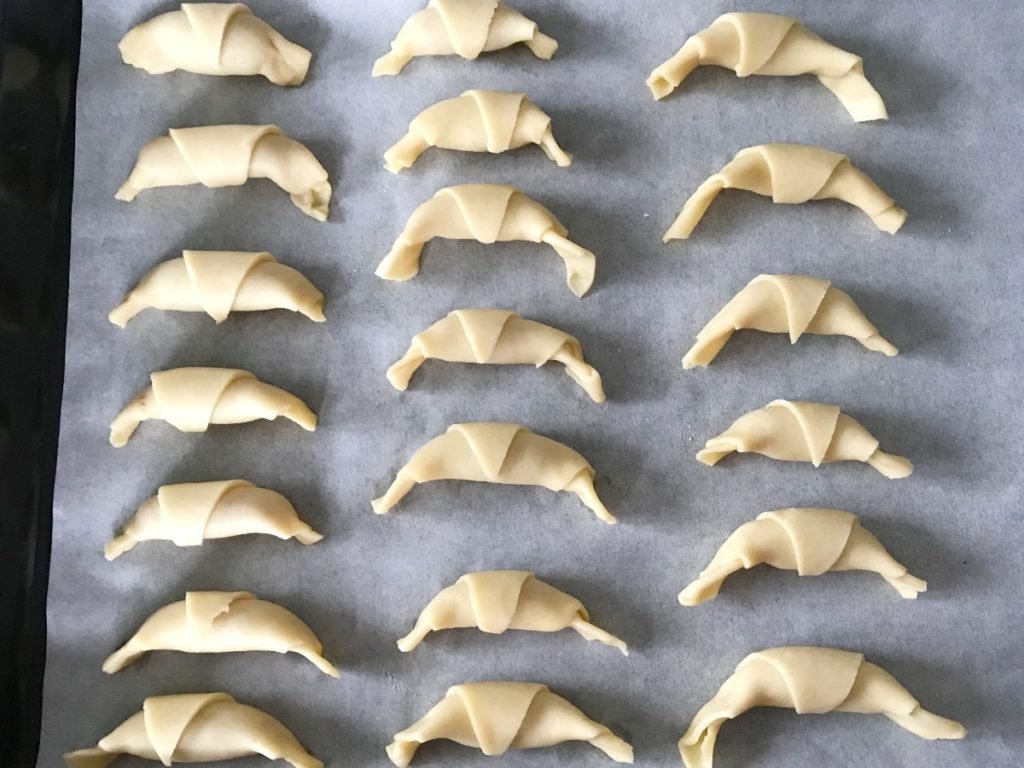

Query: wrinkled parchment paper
[41,1,1023,765]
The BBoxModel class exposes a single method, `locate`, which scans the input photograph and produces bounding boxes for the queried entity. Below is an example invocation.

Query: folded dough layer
[64,692,322,768]
[679,507,926,605]
[647,12,887,122]
[372,422,614,523]
[116,125,331,221]
[384,89,570,173]
[105,480,322,560]
[387,309,605,402]
[109,250,325,326]
[387,681,633,766]
[109,367,317,447]
[697,400,912,479]
[399,570,627,654]
[679,647,966,768]
[376,184,595,297]
[373,0,557,76]
[102,591,338,677]
[665,144,906,241]
[119,3,312,86]
[683,274,897,368]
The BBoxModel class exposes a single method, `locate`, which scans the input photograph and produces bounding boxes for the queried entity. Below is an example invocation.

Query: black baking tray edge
[0,0,80,765]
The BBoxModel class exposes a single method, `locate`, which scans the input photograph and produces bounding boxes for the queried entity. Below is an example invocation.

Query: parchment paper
[40,1,1023,766]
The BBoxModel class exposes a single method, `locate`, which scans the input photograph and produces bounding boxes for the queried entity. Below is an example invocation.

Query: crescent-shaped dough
[64,692,321,768]
[387,309,605,402]
[373,0,557,77]
[372,422,614,523]
[697,400,912,479]
[376,184,595,297]
[647,12,887,122]
[109,250,325,326]
[665,144,906,241]
[119,3,312,86]
[102,591,338,677]
[679,508,926,605]
[116,125,331,221]
[387,681,633,766]
[109,367,317,447]
[683,274,897,368]
[398,570,627,654]
[679,646,966,768]
[384,89,570,173]
[104,480,323,560]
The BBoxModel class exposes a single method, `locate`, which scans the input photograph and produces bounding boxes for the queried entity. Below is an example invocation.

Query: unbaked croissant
[109,250,325,326]
[697,399,912,479]
[647,12,887,122]
[64,692,321,768]
[102,590,338,677]
[384,89,570,173]
[116,125,331,221]
[399,570,627,654]
[105,479,322,560]
[109,367,317,447]
[372,422,614,522]
[376,184,595,297]
[679,507,926,605]
[665,144,906,241]
[683,274,896,368]
[679,646,966,768]
[119,3,311,86]
[373,0,557,76]
[387,308,605,402]
[387,681,633,766]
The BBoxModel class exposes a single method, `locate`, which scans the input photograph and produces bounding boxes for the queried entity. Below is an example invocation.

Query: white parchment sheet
[41,1,1023,766]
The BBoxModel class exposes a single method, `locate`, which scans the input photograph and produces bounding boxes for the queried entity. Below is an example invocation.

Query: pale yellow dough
[109,250,325,326]
[109,367,317,447]
[398,570,627,654]
[64,692,321,768]
[387,681,633,766]
[647,13,887,121]
[376,184,595,297]
[683,274,896,368]
[116,125,331,221]
[373,0,557,76]
[105,479,322,560]
[665,144,906,241]
[697,400,912,479]
[384,89,570,173]
[119,3,311,86]
[679,646,966,768]
[372,422,614,523]
[102,591,338,677]
[387,309,605,402]
[679,508,926,605]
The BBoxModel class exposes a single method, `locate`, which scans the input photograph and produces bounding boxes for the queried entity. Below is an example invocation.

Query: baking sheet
[40,0,1023,765]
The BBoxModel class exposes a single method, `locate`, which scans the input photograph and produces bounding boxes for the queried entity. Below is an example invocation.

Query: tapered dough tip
[529,32,558,60]
[114,182,138,202]
[695,448,725,466]
[370,497,391,515]
[301,650,340,678]
[63,747,116,768]
[867,449,913,479]
[107,302,134,328]
[294,526,324,545]
[372,51,408,77]
[287,404,318,432]
[305,300,327,323]
[874,205,908,234]
[385,740,416,768]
